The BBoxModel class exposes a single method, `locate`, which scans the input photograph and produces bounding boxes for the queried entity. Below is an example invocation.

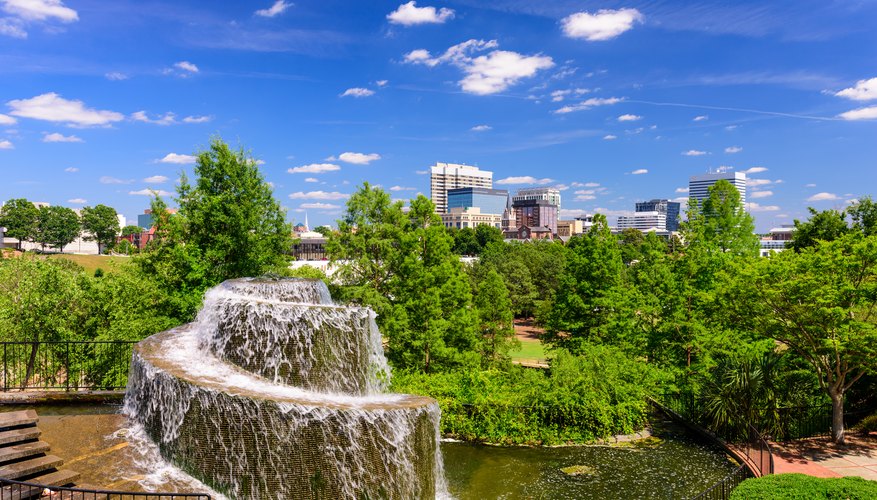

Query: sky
[1,0,877,231]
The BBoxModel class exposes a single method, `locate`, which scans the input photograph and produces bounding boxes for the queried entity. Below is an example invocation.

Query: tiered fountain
[124,278,445,499]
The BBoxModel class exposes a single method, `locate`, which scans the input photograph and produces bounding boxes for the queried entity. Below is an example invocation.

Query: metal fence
[689,464,750,500]
[0,478,211,499]
[0,341,137,391]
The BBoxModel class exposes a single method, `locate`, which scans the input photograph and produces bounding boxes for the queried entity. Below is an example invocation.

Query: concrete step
[0,411,38,430]
[0,441,50,465]
[0,428,40,447]
[0,470,81,500]
[0,454,62,480]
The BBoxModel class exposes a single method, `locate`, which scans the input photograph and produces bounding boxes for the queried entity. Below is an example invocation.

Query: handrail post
[65,341,70,391]
[3,343,6,392]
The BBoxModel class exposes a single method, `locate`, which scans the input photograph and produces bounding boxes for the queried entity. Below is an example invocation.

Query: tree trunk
[22,342,38,391]
[829,387,845,444]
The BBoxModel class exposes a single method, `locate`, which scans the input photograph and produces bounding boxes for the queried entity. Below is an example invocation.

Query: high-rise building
[447,187,509,216]
[430,163,493,213]
[617,211,668,231]
[634,199,681,231]
[512,199,558,234]
[512,187,561,213]
[689,170,747,206]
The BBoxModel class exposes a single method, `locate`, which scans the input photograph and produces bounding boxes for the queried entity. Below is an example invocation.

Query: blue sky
[1,0,876,231]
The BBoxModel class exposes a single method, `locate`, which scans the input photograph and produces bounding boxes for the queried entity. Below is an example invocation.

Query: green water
[441,421,738,499]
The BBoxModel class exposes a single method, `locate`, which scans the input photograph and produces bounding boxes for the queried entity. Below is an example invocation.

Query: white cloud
[742,166,767,174]
[603,134,617,140]
[0,139,13,149]
[100,176,134,184]
[131,110,176,126]
[387,1,454,26]
[404,39,554,95]
[288,191,349,200]
[336,152,380,165]
[158,153,196,164]
[575,195,596,201]
[838,106,877,121]
[496,176,554,185]
[105,72,128,81]
[174,61,199,73]
[551,90,570,102]
[304,177,318,183]
[0,113,17,125]
[747,202,780,212]
[0,18,26,38]
[630,169,648,175]
[561,8,643,42]
[300,202,341,210]
[559,208,591,218]
[751,190,773,199]
[618,114,641,122]
[725,146,743,154]
[255,0,292,18]
[675,187,689,193]
[129,189,173,196]
[553,96,623,114]
[288,163,341,174]
[747,178,775,187]
[807,192,840,202]
[471,124,492,132]
[183,115,211,124]
[42,132,82,143]
[64,167,78,172]
[725,125,738,131]
[693,115,708,121]
[805,183,816,188]
[340,87,375,98]
[376,80,388,87]
[7,93,123,127]
[390,186,416,191]
[835,77,877,101]
[144,175,169,184]
[682,149,707,156]
[67,198,86,204]
[555,184,570,191]
[2,0,77,22]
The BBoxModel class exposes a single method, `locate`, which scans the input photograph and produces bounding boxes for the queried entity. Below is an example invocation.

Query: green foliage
[789,207,850,252]
[0,198,39,250]
[480,239,568,318]
[115,239,135,255]
[685,180,758,256]
[121,225,143,237]
[851,413,877,435]
[81,204,120,254]
[471,267,518,365]
[35,205,80,252]
[731,474,877,500]
[452,227,480,256]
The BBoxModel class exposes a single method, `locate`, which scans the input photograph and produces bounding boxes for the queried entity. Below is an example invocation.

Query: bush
[851,413,877,436]
[732,474,877,499]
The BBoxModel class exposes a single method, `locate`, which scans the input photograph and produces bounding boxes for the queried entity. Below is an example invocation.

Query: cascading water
[124,278,448,499]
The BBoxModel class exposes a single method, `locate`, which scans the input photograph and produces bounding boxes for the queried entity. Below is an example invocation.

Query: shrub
[851,413,877,436]
[732,474,877,499]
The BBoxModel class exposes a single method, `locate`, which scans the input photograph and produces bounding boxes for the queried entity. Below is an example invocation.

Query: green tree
[81,204,119,254]
[690,180,758,256]
[35,205,80,252]
[0,198,39,251]
[121,225,143,237]
[313,225,333,237]
[788,207,850,252]
[727,234,877,443]
[472,267,517,365]
[474,224,503,250]
[848,196,877,237]
[452,227,480,256]
[176,138,292,283]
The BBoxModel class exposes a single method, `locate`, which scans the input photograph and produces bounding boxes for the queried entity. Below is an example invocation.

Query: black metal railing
[0,341,137,391]
[0,478,211,499]
[689,464,750,500]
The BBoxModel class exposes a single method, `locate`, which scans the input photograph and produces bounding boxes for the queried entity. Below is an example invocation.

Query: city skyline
[1,1,876,232]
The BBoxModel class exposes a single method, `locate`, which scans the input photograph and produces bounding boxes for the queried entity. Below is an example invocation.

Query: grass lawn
[510,337,548,363]
[46,254,130,274]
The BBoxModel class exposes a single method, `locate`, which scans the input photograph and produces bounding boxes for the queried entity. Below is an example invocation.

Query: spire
[304,212,309,231]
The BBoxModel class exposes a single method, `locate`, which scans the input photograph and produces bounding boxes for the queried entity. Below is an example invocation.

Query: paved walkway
[770,434,877,481]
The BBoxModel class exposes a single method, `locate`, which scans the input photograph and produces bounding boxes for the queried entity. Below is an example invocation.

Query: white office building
[616,211,667,231]
[689,169,747,207]
[512,187,562,213]
[430,163,493,213]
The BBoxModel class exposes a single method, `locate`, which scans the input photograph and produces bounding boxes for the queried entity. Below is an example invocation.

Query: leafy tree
[313,225,333,237]
[618,228,646,265]
[848,196,877,237]
[472,267,517,365]
[452,227,480,256]
[177,138,292,283]
[81,204,119,254]
[727,234,877,443]
[35,205,80,252]
[121,225,143,237]
[0,198,39,250]
[788,207,849,252]
[474,224,503,250]
[688,180,758,256]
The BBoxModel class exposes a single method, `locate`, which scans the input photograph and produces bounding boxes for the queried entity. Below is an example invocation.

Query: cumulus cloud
[630,168,648,175]
[553,96,623,114]
[747,202,780,212]
[340,87,375,98]
[288,191,349,200]
[0,139,13,149]
[693,115,708,121]
[751,190,773,199]
[603,134,617,140]
[105,72,128,81]
[131,110,176,126]
[742,166,768,174]
[335,152,381,165]
[100,176,134,184]
[7,93,123,127]
[255,0,292,18]
[675,187,689,193]
[496,176,554,185]
[561,8,643,42]
[304,177,318,183]
[67,198,86,204]
[288,163,341,174]
[390,186,416,191]
[618,114,641,121]
[0,113,16,125]
[42,132,82,142]
[838,106,877,121]
[471,124,492,132]
[2,0,77,22]
[835,77,877,101]
[807,192,840,202]
[158,153,196,164]
[747,178,776,187]
[300,203,341,210]
[682,150,708,156]
[0,18,26,38]
[403,39,554,95]
[725,146,743,153]
[129,189,173,196]
[575,194,596,201]
[64,167,78,172]
[183,115,211,124]
[376,80,388,87]
[144,175,169,184]
[387,1,454,26]
[174,61,199,73]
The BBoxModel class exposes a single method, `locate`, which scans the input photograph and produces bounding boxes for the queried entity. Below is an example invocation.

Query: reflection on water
[441,420,737,500]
